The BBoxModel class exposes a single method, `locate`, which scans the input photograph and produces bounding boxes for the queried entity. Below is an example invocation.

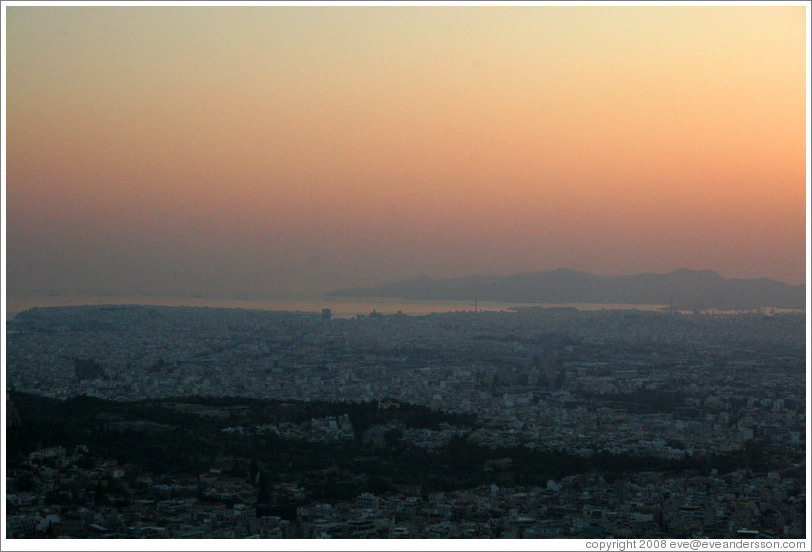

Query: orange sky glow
[4,4,808,297]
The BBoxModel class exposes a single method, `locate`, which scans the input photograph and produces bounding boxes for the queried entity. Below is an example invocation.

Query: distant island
[326,269,805,311]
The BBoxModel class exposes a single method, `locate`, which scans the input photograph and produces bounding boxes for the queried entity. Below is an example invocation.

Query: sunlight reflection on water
[5,294,671,319]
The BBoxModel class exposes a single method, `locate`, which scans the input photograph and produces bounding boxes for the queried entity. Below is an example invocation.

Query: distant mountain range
[326,269,805,310]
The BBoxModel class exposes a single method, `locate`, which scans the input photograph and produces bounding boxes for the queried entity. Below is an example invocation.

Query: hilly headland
[326,269,804,311]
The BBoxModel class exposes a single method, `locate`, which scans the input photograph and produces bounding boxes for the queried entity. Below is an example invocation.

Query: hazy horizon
[5,265,805,301]
[5,4,808,300]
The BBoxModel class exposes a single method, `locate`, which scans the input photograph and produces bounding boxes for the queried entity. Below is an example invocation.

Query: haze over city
[5,4,808,302]
[3,4,810,545]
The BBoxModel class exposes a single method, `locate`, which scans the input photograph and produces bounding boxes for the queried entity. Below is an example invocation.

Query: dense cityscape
[4,304,807,539]
[5,1,807,547]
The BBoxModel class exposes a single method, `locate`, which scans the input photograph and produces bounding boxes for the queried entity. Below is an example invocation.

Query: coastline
[5,293,674,320]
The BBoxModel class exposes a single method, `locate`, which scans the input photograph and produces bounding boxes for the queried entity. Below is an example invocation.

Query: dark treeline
[7,391,789,508]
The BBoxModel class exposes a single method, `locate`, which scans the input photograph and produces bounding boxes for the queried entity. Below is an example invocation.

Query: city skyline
[4,3,809,301]
[3,5,809,543]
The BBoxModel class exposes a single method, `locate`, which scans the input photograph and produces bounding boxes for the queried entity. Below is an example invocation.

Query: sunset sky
[4,3,808,299]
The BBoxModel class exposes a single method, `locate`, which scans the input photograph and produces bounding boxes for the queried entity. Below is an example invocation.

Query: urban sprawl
[5,304,806,539]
